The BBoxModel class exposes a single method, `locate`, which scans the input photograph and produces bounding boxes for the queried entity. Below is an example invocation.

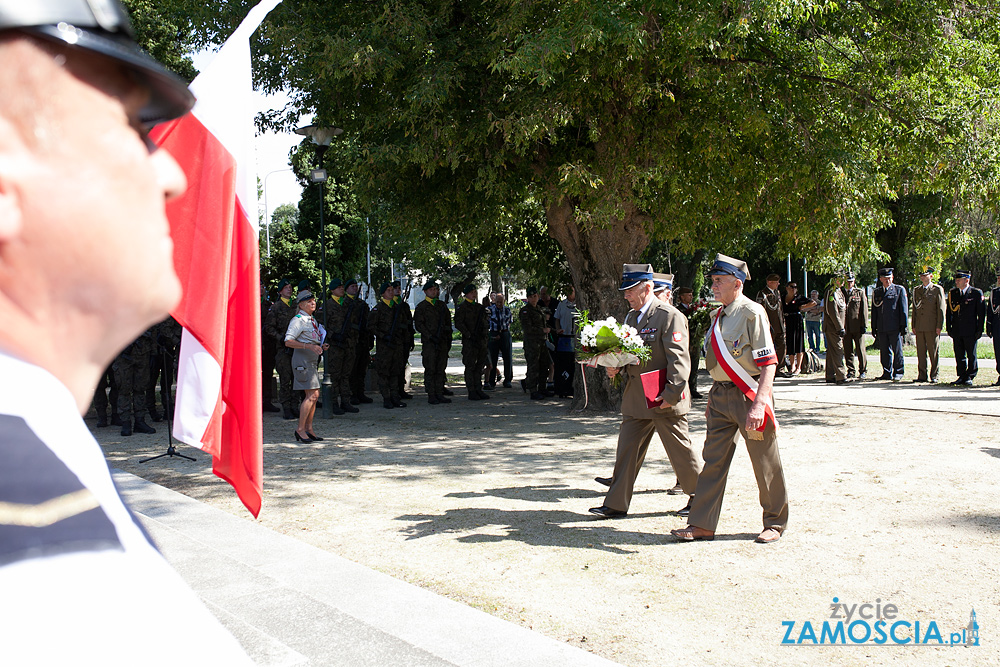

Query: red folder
[640,368,669,409]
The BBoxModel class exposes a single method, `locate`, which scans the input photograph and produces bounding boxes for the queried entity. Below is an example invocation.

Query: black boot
[148,408,162,422]
[134,420,156,435]
[120,422,133,437]
[111,414,122,427]
[283,406,297,420]
[438,394,452,404]
[96,414,108,428]
[428,395,441,404]
[341,399,359,413]
[383,399,395,409]
[441,387,454,396]
[330,400,345,416]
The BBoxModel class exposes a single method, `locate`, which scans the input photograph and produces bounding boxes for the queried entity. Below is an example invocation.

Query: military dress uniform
[413,285,453,404]
[591,266,702,517]
[519,295,551,399]
[680,255,789,541]
[454,291,490,400]
[843,278,869,378]
[985,275,1000,384]
[264,295,298,418]
[946,274,986,385]
[871,270,908,381]
[911,274,947,382]
[370,289,406,408]
[823,284,848,382]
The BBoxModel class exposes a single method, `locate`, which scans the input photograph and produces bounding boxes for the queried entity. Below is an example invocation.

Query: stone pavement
[115,471,621,667]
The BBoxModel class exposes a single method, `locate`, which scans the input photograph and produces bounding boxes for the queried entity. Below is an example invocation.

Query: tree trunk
[490,269,503,295]
[545,198,650,411]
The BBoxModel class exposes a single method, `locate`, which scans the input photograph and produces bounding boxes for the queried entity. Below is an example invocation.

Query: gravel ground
[94,358,1000,667]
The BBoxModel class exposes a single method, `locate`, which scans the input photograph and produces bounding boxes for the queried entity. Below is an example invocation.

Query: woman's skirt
[291,347,321,390]
[784,317,805,355]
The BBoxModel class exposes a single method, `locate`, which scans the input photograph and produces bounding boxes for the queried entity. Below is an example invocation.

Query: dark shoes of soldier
[542,390,556,397]
[340,400,359,413]
[530,391,546,400]
[441,388,454,396]
[877,373,893,380]
[391,397,407,408]
[148,408,162,422]
[120,422,133,437]
[96,414,108,428]
[846,370,855,378]
[476,390,490,400]
[110,414,123,427]
[263,402,281,412]
[282,407,297,420]
[400,391,414,399]
[468,392,484,401]
[134,420,156,435]
[437,395,452,404]
[428,395,441,405]
[484,382,496,390]
[330,402,345,416]
[588,505,627,518]
[520,379,527,393]
[691,391,704,399]
[350,396,361,405]
[503,381,512,388]
[383,400,395,409]
[594,476,613,487]
[677,498,693,517]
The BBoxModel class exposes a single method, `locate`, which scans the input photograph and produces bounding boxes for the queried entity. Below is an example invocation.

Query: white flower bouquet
[575,310,651,377]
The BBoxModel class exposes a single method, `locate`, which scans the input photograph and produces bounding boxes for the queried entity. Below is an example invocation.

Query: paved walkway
[115,471,621,667]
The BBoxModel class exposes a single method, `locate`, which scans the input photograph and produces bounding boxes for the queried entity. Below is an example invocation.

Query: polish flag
[149,0,283,517]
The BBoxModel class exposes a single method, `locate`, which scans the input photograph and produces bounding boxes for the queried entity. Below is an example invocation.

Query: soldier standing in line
[92,366,119,428]
[113,327,156,437]
[144,316,181,421]
[260,284,279,412]
[871,267,908,382]
[370,282,407,409]
[823,274,849,384]
[519,287,552,400]
[911,268,947,383]
[675,287,704,399]
[346,279,375,404]
[264,279,299,419]
[946,270,986,387]
[985,270,1000,386]
[324,279,360,414]
[414,280,454,404]
[756,274,788,377]
[455,284,491,400]
[843,272,869,379]
[392,280,416,400]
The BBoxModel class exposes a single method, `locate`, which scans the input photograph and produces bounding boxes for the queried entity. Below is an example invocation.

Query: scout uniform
[678,254,789,541]
[823,278,848,383]
[843,272,869,378]
[985,270,1000,385]
[946,270,986,386]
[454,285,490,400]
[910,269,947,383]
[756,277,786,373]
[264,279,299,418]
[590,265,702,518]
[871,268,908,381]
[519,287,551,399]
[370,282,406,408]
[413,280,453,404]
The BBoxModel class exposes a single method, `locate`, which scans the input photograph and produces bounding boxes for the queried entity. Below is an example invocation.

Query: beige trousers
[688,382,789,532]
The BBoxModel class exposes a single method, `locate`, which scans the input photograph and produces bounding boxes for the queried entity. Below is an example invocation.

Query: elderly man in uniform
[455,284,491,400]
[986,270,1000,386]
[823,274,849,384]
[671,255,788,544]
[590,265,702,518]
[756,273,788,377]
[0,1,251,660]
[519,287,553,400]
[265,278,299,419]
[371,281,407,408]
[946,270,986,387]
[911,268,947,383]
[414,280,453,404]
[843,271,869,379]
[871,268,908,382]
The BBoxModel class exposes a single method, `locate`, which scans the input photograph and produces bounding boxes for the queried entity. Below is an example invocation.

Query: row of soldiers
[91,317,181,436]
[757,267,1000,385]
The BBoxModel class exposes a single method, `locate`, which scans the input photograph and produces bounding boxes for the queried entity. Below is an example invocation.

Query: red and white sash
[709,309,778,432]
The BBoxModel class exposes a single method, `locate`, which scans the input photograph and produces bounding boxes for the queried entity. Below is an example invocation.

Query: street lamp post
[294,124,343,418]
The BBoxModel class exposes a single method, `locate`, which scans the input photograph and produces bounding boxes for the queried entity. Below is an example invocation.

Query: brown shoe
[756,527,782,544]
[670,525,715,542]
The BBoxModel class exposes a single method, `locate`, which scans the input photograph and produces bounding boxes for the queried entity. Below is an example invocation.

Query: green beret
[328,278,343,291]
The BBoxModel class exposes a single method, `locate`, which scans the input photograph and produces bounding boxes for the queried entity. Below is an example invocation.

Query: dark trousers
[553,338,575,396]
[953,335,980,381]
[422,341,450,396]
[375,342,401,400]
[462,338,489,393]
[878,331,905,379]
[350,340,372,398]
[93,367,118,419]
[487,331,513,384]
[275,347,294,409]
[113,355,149,424]
[523,337,551,393]
[328,340,356,401]
[145,346,176,416]
[262,336,276,405]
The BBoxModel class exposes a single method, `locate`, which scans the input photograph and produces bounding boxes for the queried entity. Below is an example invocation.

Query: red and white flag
[149,0,283,517]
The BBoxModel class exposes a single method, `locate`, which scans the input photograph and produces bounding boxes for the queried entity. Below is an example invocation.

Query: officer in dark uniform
[519,287,552,400]
[946,270,986,386]
[843,271,869,379]
[264,278,298,419]
[324,278,360,414]
[413,280,454,404]
[370,281,406,408]
[986,269,1000,386]
[454,284,490,400]
[346,279,375,404]
[392,280,415,399]
[871,267,908,381]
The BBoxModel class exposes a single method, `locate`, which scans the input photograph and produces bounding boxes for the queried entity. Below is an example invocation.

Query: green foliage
[121,0,198,82]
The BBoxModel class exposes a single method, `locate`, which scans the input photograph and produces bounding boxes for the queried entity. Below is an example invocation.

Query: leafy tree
[122,0,198,82]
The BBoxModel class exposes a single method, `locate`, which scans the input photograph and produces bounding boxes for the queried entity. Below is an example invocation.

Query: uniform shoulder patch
[0,415,122,567]
[672,331,684,342]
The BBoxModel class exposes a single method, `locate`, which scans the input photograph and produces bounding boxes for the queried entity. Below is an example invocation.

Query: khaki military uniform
[370,298,403,402]
[519,302,551,394]
[454,299,489,395]
[823,287,847,382]
[911,282,946,382]
[264,298,298,411]
[844,286,869,377]
[603,300,702,512]
[413,297,452,398]
[689,295,789,533]
[756,287,786,369]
